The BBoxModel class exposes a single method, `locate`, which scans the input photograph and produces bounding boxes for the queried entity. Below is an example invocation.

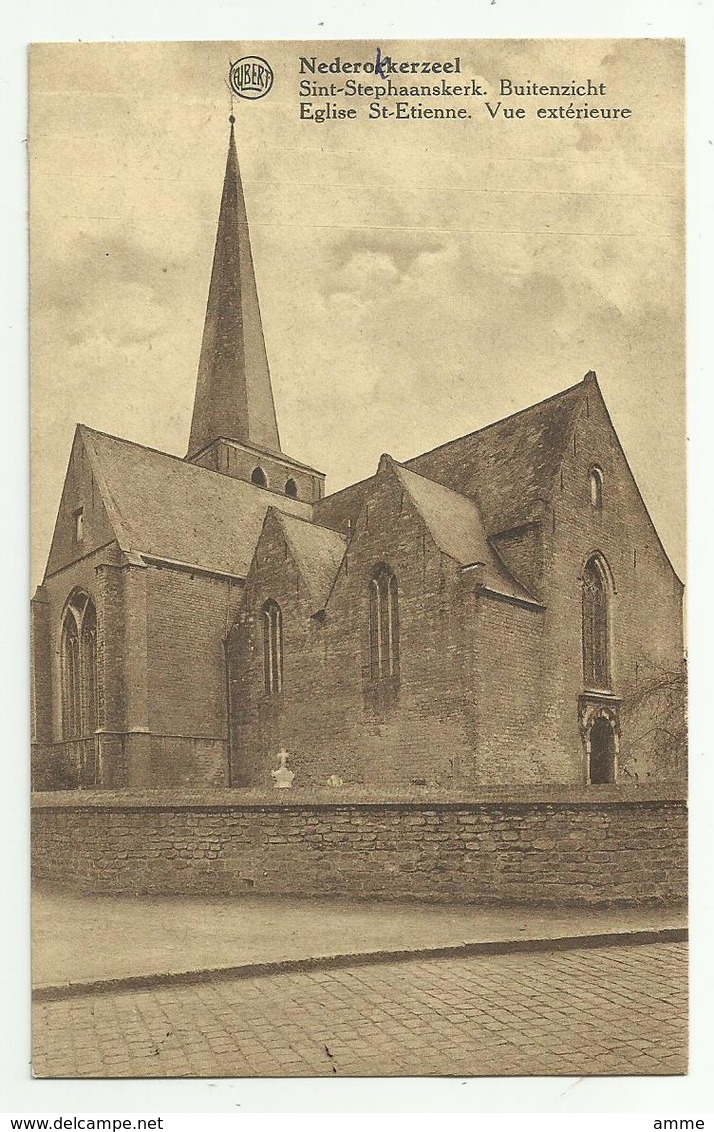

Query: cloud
[34,231,182,327]
[329,228,447,276]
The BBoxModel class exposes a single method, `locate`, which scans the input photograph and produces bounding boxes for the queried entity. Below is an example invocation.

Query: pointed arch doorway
[589,715,617,784]
[579,701,620,785]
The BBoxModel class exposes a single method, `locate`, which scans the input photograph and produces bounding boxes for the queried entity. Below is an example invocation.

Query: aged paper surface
[30,39,686,1079]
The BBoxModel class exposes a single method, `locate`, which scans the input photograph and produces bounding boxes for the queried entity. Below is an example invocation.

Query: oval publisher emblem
[229,56,274,100]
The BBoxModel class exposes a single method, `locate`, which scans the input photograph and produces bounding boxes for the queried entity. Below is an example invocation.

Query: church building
[31,121,685,793]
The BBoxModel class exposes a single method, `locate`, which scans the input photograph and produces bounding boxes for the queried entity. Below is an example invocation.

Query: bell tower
[186,116,324,504]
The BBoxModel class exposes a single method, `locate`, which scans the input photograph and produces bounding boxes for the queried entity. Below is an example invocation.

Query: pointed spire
[187,117,281,459]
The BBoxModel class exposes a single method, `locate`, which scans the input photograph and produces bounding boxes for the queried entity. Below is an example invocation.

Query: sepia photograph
[29,37,687,1080]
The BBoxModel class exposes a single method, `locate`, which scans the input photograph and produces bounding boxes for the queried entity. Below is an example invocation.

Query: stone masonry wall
[31,788,686,905]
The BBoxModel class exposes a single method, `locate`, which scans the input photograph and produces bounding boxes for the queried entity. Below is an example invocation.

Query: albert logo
[229,57,274,100]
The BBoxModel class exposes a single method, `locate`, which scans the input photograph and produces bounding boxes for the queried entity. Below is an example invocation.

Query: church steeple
[187,116,281,460]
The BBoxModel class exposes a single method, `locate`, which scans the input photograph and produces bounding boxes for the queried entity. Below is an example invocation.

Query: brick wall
[472,595,557,781]
[145,564,242,786]
[542,382,685,781]
[230,465,482,788]
[191,439,324,503]
[44,429,117,579]
[30,586,52,747]
[490,523,544,598]
[31,787,686,905]
[32,543,123,789]
[35,553,243,789]
[229,390,684,792]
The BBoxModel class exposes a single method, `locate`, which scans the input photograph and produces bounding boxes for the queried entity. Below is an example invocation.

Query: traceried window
[589,466,604,510]
[582,555,611,691]
[369,565,400,682]
[61,590,98,739]
[262,600,283,695]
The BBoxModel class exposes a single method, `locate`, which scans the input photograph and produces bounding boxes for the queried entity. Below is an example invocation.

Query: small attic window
[251,467,267,488]
[285,478,298,499]
[73,507,84,542]
[589,467,604,510]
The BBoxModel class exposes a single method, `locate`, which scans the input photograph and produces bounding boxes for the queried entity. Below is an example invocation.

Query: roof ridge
[78,424,207,469]
[270,509,347,610]
[385,455,481,547]
[387,456,536,603]
[319,471,375,505]
[77,426,134,553]
[318,375,589,510]
[390,455,482,505]
[274,508,347,540]
[189,435,325,476]
[78,424,313,514]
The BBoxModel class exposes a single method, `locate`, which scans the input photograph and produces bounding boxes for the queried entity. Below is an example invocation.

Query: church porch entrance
[588,716,617,784]
[578,694,621,786]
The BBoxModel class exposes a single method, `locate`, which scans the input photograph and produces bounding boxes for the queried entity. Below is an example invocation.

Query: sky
[29,38,685,584]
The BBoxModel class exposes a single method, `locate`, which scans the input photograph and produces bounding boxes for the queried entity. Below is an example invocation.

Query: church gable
[555,373,682,588]
[240,509,347,617]
[328,454,537,608]
[44,427,118,579]
[70,426,312,578]
[275,514,347,611]
[325,455,448,602]
[404,378,587,535]
[239,508,346,620]
[315,376,590,545]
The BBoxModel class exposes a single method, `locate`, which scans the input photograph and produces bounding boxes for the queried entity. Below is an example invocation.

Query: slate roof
[405,378,588,532]
[73,375,591,592]
[80,425,312,577]
[316,376,589,537]
[273,512,347,610]
[388,459,537,604]
[313,477,371,534]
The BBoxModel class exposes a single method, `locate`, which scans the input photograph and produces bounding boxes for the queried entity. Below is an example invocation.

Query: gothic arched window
[262,600,283,695]
[251,466,267,488]
[589,466,604,510]
[61,590,98,739]
[285,478,298,499]
[369,565,400,682]
[582,555,611,691]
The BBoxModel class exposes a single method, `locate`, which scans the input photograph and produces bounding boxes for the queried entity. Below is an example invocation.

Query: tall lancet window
[61,590,98,739]
[369,565,400,681]
[262,600,283,695]
[582,556,612,691]
[589,466,604,510]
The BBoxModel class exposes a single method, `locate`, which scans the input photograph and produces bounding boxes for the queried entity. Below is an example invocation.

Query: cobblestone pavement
[32,942,686,1078]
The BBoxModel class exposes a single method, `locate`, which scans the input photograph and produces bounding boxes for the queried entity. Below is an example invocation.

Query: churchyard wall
[32,785,686,905]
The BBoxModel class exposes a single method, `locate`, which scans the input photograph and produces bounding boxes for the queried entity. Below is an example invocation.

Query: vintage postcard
[29,38,686,1079]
